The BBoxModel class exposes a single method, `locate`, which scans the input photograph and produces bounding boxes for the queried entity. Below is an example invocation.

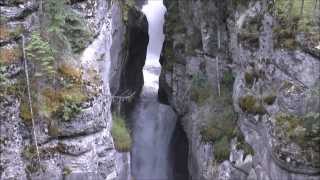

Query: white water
[131,1,177,179]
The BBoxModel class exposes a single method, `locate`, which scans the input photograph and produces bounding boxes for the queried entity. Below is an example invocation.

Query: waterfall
[131,0,177,179]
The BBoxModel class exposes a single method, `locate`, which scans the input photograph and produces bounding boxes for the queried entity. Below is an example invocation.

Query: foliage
[22,145,37,160]
[275,112,320,167]
[20,100,38,124]
[190,72,212,105]
[63,167,72,176]
[214,136,230,163]
[26,32,55,77]
[45,0,66,35]
[0,25,24,41]
[221,71,235,90]
[238,15,261,48]
[244,70,260,87]
[58,64,82,83]
[234,127,255,155]
[121,0,135,23]
[276,112,320,147]
[263,93,277,105]
[0,46,22,65]
[198,78,252,163]
[239,95,266,115]
[59,99,82,121]
[111,114,132,152]
[274,0,319,49]
[41,86,87,119]
[63,10,93,53]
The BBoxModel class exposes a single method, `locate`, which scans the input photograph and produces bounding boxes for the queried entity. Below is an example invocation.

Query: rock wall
[109,0,149,115]
[160,0,320,180]
[0,0,140,179]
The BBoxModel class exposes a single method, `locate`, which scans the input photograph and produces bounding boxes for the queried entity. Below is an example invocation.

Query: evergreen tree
[26,32,55,77]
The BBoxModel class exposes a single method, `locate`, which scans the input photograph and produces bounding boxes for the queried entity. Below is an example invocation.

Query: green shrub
[235,127,255,155]
[214,136,230,163]
[190,72,212,105]
[63,10,93,53]
[45,0,66,35]
[59,99,82,121]
[263,93,277,105]
[244,71,260,87]
[222,71,235,90]
[111,114,132,152]
[200,84,238,163]
[239,95,266,115]
[201,126,224,143]
[276,112,320,147]
[26,32,55,77]
[22,145,37,160]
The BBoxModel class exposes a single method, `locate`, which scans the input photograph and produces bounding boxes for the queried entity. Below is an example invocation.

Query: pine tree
[45,0,66,35]
[26,32,55,77]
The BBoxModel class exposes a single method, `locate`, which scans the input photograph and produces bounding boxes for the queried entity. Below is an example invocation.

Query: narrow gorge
[0,0,319,180]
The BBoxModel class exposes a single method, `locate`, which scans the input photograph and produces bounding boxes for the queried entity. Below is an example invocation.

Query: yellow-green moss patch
[111,114,132,152]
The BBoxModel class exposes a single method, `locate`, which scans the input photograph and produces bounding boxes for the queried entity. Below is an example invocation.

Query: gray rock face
[0,0,132,179]
[109,1,149,114]
[160,0,320,180]
[0,96,27,179]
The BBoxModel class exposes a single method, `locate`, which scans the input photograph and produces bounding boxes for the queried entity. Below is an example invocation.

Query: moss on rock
[111,114,132,152]
[239,95,266,115]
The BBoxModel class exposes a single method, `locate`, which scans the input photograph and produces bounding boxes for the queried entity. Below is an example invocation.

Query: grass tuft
[111,114,132,152]
[239,95,266,115]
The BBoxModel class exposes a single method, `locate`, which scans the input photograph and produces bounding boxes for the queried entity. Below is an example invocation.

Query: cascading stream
[131,1,177,179]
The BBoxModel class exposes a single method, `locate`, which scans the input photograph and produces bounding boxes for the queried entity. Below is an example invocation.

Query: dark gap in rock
[169,119,190,180]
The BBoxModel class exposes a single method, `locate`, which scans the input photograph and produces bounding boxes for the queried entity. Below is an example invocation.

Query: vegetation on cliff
[111,114,132,152]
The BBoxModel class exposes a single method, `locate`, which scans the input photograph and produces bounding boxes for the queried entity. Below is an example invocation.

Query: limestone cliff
[0,0,147,179]
[159,0,320,180]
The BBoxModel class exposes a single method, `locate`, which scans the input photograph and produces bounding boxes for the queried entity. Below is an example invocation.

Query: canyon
[0,0,319,180]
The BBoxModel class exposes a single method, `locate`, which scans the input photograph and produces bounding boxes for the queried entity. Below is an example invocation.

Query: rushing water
[131,1,177,179]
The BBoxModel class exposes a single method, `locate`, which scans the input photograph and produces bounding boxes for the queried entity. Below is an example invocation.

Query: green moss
[0,25,24,41]
[63,167,72,176]
[239,95,266,115]
[120,0,135,24]
[0,16,8,25]
[41,85,87,120]
[275,112,320,145]
[200,81,238,163]
[244,71,260,87]
[48,122,60,137]
[22,145,37,160]
[111,114,132,152]
[26,163,41,174]
[26,32,55,77]
[57,99,82,121]
[263,93,277,105]
[190,72,212,105]
[235,127,255,155]
[63,10,93,53]
[0,46,22,65]
[20,101,38,124]
[214,136,231,163]
[274,0,318,50]
[222,71,235,89]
